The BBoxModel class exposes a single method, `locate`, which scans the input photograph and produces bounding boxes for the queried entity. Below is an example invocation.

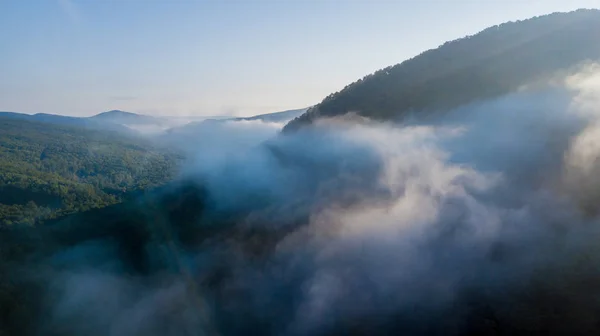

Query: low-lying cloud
[32,63,600,335]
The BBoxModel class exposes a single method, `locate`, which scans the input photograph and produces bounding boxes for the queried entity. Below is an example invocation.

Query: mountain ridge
[0,111,132,133]
[283,9,600,132]
[90,110,163,125]
[0,108,307,136]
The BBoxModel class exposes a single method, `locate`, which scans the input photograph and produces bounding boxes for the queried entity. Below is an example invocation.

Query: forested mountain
[0,117,183,225]
[0,107,304,226]
[283,9,600,131]
[0,110,175,135]
[0,111,132,133]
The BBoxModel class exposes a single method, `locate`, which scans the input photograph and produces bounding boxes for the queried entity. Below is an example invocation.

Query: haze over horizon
[1,0,599,117]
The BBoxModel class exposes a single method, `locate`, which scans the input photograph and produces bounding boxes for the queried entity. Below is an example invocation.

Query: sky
[1,0,599,117]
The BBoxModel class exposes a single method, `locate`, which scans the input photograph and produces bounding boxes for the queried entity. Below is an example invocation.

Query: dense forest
[0,117,183,225]
[284,9,600,131]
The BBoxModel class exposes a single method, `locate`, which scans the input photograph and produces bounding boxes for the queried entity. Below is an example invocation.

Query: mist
[25,64,600,336]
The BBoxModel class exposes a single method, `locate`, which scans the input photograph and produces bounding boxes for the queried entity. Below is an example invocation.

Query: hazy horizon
[0,107,308,119]
[1,1,599,117]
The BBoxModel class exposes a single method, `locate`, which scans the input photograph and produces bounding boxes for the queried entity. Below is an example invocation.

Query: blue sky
[1,0,599,117]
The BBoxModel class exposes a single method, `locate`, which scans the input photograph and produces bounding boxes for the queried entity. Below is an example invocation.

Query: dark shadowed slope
[284,9,600,132]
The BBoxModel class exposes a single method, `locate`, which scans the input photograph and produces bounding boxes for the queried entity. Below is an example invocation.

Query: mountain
[0,116,183,225]
[0,108,305,138]
[0,111,132,133]
[166,108,307,136]
[0,111,33,120]
[156,108,308,153]
[90,110,163,125]
[0,110,180,135]
[231,108,308,123]
[283,9,600,132]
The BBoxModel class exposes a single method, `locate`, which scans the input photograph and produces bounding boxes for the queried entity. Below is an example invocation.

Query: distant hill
[0,111,131,133]
[0,110,179,135]
[0,112,32,120]
[90,110,163,125]
[284,9,600,131]
[167,108,307,136]
[232,108,308,123]
[0,109,304,137]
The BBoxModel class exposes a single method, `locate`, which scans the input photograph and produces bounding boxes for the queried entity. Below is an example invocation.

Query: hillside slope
[0,117,183,225]
[284,9,600,131]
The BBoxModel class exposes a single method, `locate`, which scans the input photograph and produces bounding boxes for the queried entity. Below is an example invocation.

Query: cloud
[19,63,600,335]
